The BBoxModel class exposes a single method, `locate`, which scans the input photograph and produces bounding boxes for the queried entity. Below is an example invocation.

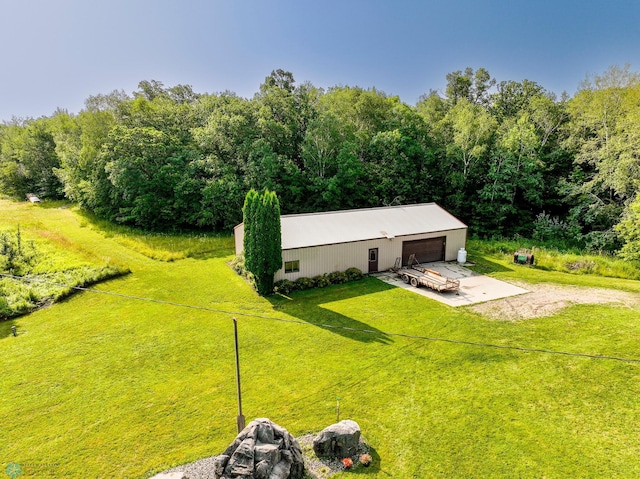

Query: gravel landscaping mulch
[151,433,372,479]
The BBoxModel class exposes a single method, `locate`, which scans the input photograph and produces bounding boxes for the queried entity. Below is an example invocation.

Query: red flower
[341,457,354,469]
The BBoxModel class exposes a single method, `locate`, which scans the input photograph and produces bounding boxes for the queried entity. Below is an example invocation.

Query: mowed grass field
[1,199,639,478]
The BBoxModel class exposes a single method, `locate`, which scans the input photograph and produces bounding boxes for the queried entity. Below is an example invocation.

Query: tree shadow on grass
[73,208,234,260]
[36,200,72,209]
[469,256,515,275]
[268,277,394,344]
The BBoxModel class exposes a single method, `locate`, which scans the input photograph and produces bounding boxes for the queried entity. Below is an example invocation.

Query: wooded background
[1,66,639,260]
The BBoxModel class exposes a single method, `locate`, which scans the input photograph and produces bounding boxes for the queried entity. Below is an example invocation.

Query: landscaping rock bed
[151,426,372,479]
[297,433,371,479]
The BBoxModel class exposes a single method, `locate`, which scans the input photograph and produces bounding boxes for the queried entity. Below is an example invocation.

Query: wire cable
[3,273,640,364]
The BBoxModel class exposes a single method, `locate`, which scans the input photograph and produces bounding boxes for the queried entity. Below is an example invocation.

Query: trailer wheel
[401,274,410,284]
[410,277,418,287]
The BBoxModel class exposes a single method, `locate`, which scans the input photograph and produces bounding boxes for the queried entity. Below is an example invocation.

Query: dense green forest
[1,66,640,260]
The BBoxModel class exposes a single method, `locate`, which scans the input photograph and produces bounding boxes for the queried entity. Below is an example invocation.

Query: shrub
[0,296,11,317]
[230,254,257,290]
[295,277,315,290]
[345,267,363,281]
[284,267,363,294]
[360,453,372,467]
[327,271,348,284]
[312,275,331,288]
[583,230,620,253]
[230,254,245,275]
[565,260,596,274]
[532,212,581,246]
[273,279,296,295]
[0,228,39,275]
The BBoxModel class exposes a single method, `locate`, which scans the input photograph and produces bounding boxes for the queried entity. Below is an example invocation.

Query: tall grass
[76,209,234,261]
[0,266,128,319]
[0,222,128,319]
[467,238,640,280]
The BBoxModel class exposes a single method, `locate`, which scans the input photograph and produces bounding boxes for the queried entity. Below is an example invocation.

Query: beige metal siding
[443,228,467,261]
[274,228,467,281]
[276,239,396,281]
[233,224,244,255]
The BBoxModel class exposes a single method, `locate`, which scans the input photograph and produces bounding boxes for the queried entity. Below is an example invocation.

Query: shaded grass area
[1,199,639,478]
[75,208,235,261]
[269,278,396,344]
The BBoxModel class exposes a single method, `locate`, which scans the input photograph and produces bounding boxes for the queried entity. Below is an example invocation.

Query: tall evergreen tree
[242,189,282,295]
[242,189,260,276]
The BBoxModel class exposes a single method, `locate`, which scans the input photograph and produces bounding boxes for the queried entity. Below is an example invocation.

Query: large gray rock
[213,418,304,479]
[225,437,255,476]
[312,420,361,459]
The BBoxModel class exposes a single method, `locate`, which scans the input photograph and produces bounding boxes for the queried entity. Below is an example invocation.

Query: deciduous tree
[616,194,640,261]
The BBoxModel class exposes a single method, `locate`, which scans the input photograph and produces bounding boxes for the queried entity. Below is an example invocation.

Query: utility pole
[233,318,245,433]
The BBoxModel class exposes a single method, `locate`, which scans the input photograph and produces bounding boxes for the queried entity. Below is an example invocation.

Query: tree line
[1,66,639,260]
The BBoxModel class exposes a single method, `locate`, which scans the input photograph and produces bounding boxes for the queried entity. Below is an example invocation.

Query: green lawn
[1,199,639,478]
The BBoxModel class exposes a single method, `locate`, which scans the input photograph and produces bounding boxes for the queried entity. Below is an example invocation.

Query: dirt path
[469,280,640,320]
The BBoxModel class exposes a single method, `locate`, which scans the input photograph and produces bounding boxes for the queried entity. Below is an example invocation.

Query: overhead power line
[2,273,640,364]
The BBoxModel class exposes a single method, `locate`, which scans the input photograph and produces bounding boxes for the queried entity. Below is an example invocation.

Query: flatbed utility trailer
[392,255,460,293]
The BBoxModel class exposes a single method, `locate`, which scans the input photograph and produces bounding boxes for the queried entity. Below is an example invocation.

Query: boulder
[312,420,361,459]
[214,455,230,477]
[213,418,304,479]
[224,437,255,477]
[255,443,280,466]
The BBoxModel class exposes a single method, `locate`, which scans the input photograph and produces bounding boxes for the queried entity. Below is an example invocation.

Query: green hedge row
[274,267,363,295]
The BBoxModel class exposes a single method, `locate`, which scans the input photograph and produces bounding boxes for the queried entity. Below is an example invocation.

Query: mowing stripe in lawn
[5,273,640,364]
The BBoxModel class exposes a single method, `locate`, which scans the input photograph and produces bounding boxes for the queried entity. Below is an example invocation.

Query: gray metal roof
[279,203,467,250]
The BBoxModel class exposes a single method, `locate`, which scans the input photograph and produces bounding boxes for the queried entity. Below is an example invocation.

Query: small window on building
[284,260,300,273]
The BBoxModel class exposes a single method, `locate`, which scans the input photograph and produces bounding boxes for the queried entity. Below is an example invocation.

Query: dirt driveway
[470,280,640,320]
[375,262,640,320]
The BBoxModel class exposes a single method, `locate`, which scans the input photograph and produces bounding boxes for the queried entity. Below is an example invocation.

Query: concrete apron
[374,262,529,307]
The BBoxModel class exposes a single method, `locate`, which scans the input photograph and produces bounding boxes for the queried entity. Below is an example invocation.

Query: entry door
[368,248,379,273]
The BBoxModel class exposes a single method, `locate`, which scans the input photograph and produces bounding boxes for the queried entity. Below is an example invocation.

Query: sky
[1,0,639,122]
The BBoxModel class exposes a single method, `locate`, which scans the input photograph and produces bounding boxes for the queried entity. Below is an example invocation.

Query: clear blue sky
[1,0,639,121]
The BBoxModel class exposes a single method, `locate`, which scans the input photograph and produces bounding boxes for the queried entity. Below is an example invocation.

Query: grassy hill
[1,199,639,478]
